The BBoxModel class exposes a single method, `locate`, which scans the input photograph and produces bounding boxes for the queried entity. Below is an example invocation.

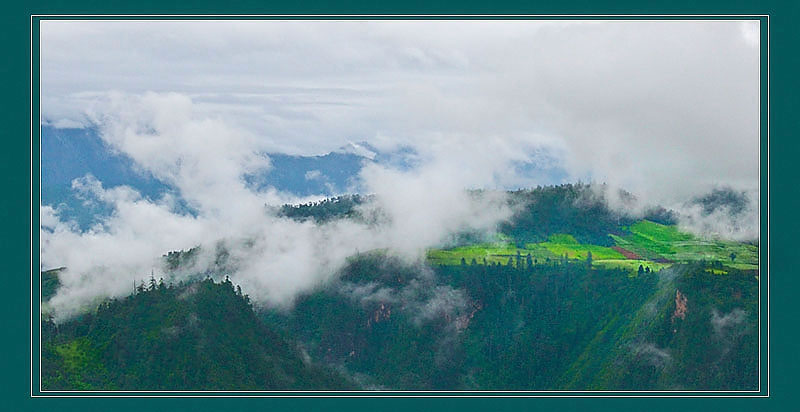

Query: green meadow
[427,220,758,273]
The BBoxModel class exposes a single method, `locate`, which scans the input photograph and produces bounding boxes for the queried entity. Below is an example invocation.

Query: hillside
[41,277,352,390]
[40,184,760,391]
[271,254,757,390]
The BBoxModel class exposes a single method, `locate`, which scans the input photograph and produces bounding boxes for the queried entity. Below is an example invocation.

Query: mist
[39,20,761,318]
[40,93,513,320]
[42,20,760,203]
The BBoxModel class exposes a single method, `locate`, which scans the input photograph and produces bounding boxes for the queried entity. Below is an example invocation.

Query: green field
[427,220,758,273]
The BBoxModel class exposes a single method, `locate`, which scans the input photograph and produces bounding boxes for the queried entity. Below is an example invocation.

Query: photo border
[27,12,772,402]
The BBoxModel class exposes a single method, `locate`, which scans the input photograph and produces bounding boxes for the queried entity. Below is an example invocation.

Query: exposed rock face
[455,302,483,332]
[366,303,392,327]
[672,289,688,322]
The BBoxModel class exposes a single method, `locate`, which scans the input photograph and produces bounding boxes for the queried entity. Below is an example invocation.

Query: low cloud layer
[41,93,513,319]
[39,20,761,317]
[41,20,760,205]
[676,188,759,241]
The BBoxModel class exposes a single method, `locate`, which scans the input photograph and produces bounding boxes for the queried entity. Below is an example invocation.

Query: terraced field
[427,220,758,273]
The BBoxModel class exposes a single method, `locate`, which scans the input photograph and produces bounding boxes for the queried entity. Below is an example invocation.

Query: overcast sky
[41,20,760,200]
[39,20,761,317]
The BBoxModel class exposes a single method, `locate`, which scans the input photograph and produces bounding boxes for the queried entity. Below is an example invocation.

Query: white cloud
[41,21,759,199]
[304,170,323,181]
[39,20,761,317]
[740,20,760,48]
[41,93,514,319]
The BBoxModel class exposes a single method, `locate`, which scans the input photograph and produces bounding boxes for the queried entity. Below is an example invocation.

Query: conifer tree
[149,270,156,291]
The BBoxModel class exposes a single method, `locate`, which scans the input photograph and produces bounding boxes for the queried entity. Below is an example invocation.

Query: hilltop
[40,183,759,391]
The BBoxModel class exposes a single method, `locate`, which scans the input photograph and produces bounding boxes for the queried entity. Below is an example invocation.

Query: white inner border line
[30,14,770,398]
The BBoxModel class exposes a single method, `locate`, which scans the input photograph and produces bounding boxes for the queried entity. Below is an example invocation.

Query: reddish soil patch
[612,246,642,260]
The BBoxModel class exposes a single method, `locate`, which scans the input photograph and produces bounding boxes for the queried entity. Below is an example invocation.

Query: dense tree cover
[602,263,759,390]
[268,254,756,390]
[41,255,757,391]
[41,183,759,391]
[691,186,751,217]
[41,277,352,390]
[274,184,676,246]
[500,183,676,246]
[41,267,64,301]
[276,194,369,223]
[164,247,201,271]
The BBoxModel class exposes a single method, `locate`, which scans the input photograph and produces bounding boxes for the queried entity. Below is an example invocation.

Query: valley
[39,184,761,391]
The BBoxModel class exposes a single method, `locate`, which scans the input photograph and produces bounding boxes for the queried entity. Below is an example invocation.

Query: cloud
[304,170,323,181]
[676,187,759,241]
[631,342,671,368]
[39,20,762,317]
[739,21,760,48]
[711,308,748,337]
[41,20,759,207]
[40,92,514,320]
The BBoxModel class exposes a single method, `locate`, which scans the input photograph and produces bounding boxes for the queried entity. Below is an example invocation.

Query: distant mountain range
[39,126,417,228]
[40,125,389,202]
[40,125,567,229]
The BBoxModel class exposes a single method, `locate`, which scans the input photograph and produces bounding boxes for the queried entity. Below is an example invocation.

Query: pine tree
[149,270,157,291]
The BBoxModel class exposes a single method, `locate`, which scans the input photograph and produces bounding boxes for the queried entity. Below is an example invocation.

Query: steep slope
[41,278,352,391]
[269,253,757,391]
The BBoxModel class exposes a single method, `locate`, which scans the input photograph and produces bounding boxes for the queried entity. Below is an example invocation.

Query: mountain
[41,277,353,390]
[276,255,757,391]
[691,187,751,217]
[40,126,568,229]
[40,126,171,229]
[40,184,759,391]
[246,151,367,197]
[40,126,406,226]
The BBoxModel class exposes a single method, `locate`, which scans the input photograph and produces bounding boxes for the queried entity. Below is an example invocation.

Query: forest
[40,184,759,391]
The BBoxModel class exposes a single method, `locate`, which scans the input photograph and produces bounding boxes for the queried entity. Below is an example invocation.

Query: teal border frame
[7,1,794,410]
[28,14,771,398]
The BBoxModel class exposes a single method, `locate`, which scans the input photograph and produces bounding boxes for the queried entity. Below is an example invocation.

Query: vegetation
[269,254,757,390]
[41,184,759,391]
[691,187,751,217]
[498,183,675,246]
[41,267,64,302]
[429,219,756,272]
[276,194,369,223]
[42,277,352,390]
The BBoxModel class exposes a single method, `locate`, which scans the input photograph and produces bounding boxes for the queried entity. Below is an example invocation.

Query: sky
[39,20,761,318]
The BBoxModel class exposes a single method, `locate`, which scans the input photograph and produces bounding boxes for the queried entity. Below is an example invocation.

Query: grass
[426,219,758,273]
[54,338,96,373]
[705,268,728,275]
[619,220,758,270]
[428,234,627,269]
[591,259,669,273]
